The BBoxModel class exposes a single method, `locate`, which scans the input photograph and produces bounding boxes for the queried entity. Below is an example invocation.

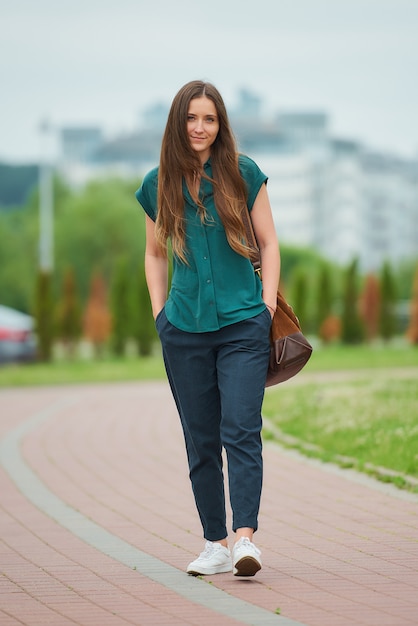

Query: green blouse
[135,154,268,333]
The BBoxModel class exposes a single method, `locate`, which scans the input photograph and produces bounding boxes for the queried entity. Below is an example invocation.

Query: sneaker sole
[187,564,232,576]
[233,556,261,577]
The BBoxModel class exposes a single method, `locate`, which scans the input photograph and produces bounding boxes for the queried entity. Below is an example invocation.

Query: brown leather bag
[266,289,313,386]
[241,208,313,387]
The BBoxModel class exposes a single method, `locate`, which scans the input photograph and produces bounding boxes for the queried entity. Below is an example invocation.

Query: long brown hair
[156,80,250,263]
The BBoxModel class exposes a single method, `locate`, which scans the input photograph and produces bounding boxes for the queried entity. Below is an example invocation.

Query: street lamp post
[39,119,54,272]
[36,119,55,361]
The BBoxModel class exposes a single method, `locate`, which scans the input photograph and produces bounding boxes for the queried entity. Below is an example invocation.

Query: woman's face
[187,96,219,163]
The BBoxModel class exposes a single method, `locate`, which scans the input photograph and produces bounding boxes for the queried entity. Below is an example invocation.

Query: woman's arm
[251,183,281,316]
[144,215,169,319]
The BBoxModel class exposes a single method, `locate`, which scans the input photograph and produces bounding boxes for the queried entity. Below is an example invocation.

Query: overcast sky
[1,0,418,163]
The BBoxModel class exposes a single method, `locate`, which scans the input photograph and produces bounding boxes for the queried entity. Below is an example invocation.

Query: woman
[135,80,280,577]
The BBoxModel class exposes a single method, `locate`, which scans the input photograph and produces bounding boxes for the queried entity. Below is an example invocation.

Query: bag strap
[242,206,303,335]
[241,207,262,274]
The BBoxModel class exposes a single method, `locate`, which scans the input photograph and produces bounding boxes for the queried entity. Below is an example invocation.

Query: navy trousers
[156,307,271,541]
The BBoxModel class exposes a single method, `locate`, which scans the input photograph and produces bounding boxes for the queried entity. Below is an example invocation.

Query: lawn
[0,354,166,387]
[299,341,418,371]
[263,362,418,492]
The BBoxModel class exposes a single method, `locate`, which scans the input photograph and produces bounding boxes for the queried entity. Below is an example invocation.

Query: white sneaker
[187,541,232,575]
[233,537,262,576]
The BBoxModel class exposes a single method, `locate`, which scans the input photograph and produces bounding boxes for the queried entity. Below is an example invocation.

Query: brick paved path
[1,381,417,626]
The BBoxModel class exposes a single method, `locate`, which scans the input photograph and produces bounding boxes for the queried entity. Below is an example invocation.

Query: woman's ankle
[212,538,228,548]
[235,527,254,543]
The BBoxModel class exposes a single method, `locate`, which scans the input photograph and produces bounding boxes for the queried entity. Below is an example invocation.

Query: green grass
[0,354,166,387]
[263,370,418,492]
[301,341,418,371]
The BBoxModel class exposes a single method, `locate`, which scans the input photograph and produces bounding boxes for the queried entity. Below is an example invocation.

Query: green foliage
[133,268,156,356]
[280,244,325,284]
[291,269,308,330]
[0,163,39,207]
[379,261,397,341]
[280,246,324,331]
[0,176,72,313]
[360,274,381,342]
[55,178,144,302]
[395,258,418,300]
[109,260,157,357]
[34,271,54,361]
[0,175,143,310]
[341,259,364,344]
[263,373,418,488]
[110,257,136,356]
[316,262,334,328]
[55,267,82,355]
[0,203,38,312]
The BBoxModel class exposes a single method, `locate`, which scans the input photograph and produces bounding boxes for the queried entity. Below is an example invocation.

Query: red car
[0,305,37,364]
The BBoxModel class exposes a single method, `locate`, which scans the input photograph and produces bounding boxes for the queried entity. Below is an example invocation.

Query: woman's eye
[187,115,195,121]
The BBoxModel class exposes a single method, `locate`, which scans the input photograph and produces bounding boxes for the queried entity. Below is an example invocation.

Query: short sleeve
[238,154,268,210]
[135,166,159,221]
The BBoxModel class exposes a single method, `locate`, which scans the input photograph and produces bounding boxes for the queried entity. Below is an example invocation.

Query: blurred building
[57,91,418,271]
[250,115,418,271]
[61,127,103,163]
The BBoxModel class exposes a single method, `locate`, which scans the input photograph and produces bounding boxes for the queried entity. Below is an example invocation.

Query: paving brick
[1,381,417,626]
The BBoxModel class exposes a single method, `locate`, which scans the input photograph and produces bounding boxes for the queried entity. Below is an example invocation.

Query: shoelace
[235,538,260,555]
[199,541,218,560]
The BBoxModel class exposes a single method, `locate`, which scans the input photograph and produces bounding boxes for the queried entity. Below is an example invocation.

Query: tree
[0,175,71,314]
[280,245,326,285]
[0,163,39,207]
[34,271,54,361]
[319,315,341,344]
[379,261,397,341]
[395,258,418,300]
[316,263,333,335]
[83,271,112,358]
[406,265,418,345]
[55,178,144,302]
[133,268,156,356]
[290,269,309,331]
[341,259,364,344]
[110,258,135,356]
[55,267,82,357]
[0,204,38,312]
[359,274,381,342]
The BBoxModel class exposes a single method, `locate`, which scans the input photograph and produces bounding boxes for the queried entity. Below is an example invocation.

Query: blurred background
[1,0,417,366]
